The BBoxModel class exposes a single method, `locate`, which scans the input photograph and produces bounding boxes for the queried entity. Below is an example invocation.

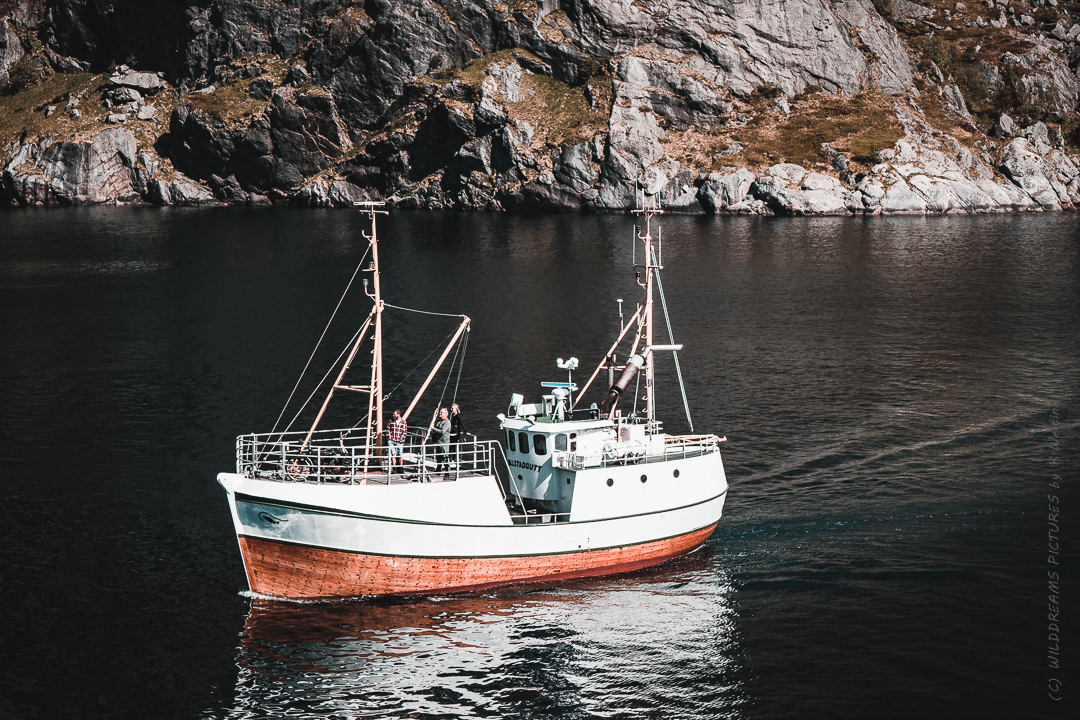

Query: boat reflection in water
[227,555,744,717]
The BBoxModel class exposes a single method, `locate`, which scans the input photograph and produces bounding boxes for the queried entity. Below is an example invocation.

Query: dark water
[1,208,1077,719]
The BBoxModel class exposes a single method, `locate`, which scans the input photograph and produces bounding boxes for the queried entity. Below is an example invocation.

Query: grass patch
[911,77,980,147]
[182,53,288,124]
[695,90,904,172]
[453,48,536,85]
[0,67,180,156]
[0,72,108,145]
[436,49,611,150]
[513,73,609,148]
[184,78,270,124]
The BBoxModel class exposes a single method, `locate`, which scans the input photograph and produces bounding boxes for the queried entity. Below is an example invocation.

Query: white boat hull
[218,451,727,598]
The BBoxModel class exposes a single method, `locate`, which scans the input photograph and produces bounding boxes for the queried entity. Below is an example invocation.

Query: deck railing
[236,427,497,485]
[555,434,722,470]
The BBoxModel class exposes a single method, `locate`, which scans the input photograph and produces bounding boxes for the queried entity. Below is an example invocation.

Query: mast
[588,176,692,427]
[300,202,386,458]
[360,202,388,469]
[634,183,662,421]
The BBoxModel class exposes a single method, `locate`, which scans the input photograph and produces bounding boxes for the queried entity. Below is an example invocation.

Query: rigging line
[279,323,368,438]
[255,322,369,464]
[269,244,372,436]
[451,328,469,406]
[435,330,465,412]
[384,303,468,319]
[650,246,693,432]
[348,325,461,431]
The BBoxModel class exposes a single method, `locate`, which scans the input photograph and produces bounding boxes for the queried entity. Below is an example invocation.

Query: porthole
[641,474,647,483]
[673,469,680,478]
[607,478,614,487]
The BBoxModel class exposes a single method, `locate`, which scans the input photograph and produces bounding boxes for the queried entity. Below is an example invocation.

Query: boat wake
[737,408,1072,488]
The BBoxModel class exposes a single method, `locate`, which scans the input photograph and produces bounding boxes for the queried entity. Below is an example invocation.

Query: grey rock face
[998,137,1073,208]
[106,86,142,105]
[488,62,523,103]
[2,129,140,205]
[1006,42,1080,119]
[1,16,23,90]
[880,179,929,213]
[994,113,1015,138]
[290,179,374,208]
[168,86,352,197]
[555,143,599,193]
[147,174,218,206]
[110,68,167,93]
[4,0,1079,215]
[749,173,847,215]
[940,83,974,125]
[892,0,935,20]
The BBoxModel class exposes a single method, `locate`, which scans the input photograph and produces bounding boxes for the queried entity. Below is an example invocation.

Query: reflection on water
[228,552,743,718]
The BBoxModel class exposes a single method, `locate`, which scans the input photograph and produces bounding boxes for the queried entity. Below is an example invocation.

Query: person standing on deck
[386,409,407,474]
[429,407,451,477]
[450,404,469,442]
[450,403,470,470]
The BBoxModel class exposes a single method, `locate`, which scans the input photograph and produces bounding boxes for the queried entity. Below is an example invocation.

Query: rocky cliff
[2,0,1079,213]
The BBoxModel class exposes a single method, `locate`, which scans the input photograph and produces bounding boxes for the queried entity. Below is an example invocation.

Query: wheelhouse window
[533,433,548,455]
[507,430,516,452]
[555,434,568,452]
[518,432,529,454]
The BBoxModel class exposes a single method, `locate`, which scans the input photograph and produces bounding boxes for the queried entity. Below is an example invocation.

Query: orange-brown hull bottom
[238,524,718,599]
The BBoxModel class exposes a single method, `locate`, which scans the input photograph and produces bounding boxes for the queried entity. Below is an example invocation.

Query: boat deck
[236,430,502,486]
[247,465,492,486]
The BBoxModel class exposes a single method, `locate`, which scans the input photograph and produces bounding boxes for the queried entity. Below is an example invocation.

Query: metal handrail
[236,428,497,485]
[555,434,721,469]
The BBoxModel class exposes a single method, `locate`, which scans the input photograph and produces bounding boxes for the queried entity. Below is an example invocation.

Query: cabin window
[555,434,568,451]
[570,432,577,451]
[507,430,516,452]
[533,434,548,455]
[519,432,529,454]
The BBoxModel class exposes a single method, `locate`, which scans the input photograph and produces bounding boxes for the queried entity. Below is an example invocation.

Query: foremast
[295,202,471,480]
[364,202,388,454]
[301,202,388,471]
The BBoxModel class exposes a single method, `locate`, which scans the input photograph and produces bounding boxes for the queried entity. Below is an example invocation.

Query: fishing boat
[217,194,729,599]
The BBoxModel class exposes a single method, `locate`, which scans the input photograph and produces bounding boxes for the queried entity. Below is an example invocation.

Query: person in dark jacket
[450,403,468,442]
[429,407,451,476]
[450,403,471,470]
